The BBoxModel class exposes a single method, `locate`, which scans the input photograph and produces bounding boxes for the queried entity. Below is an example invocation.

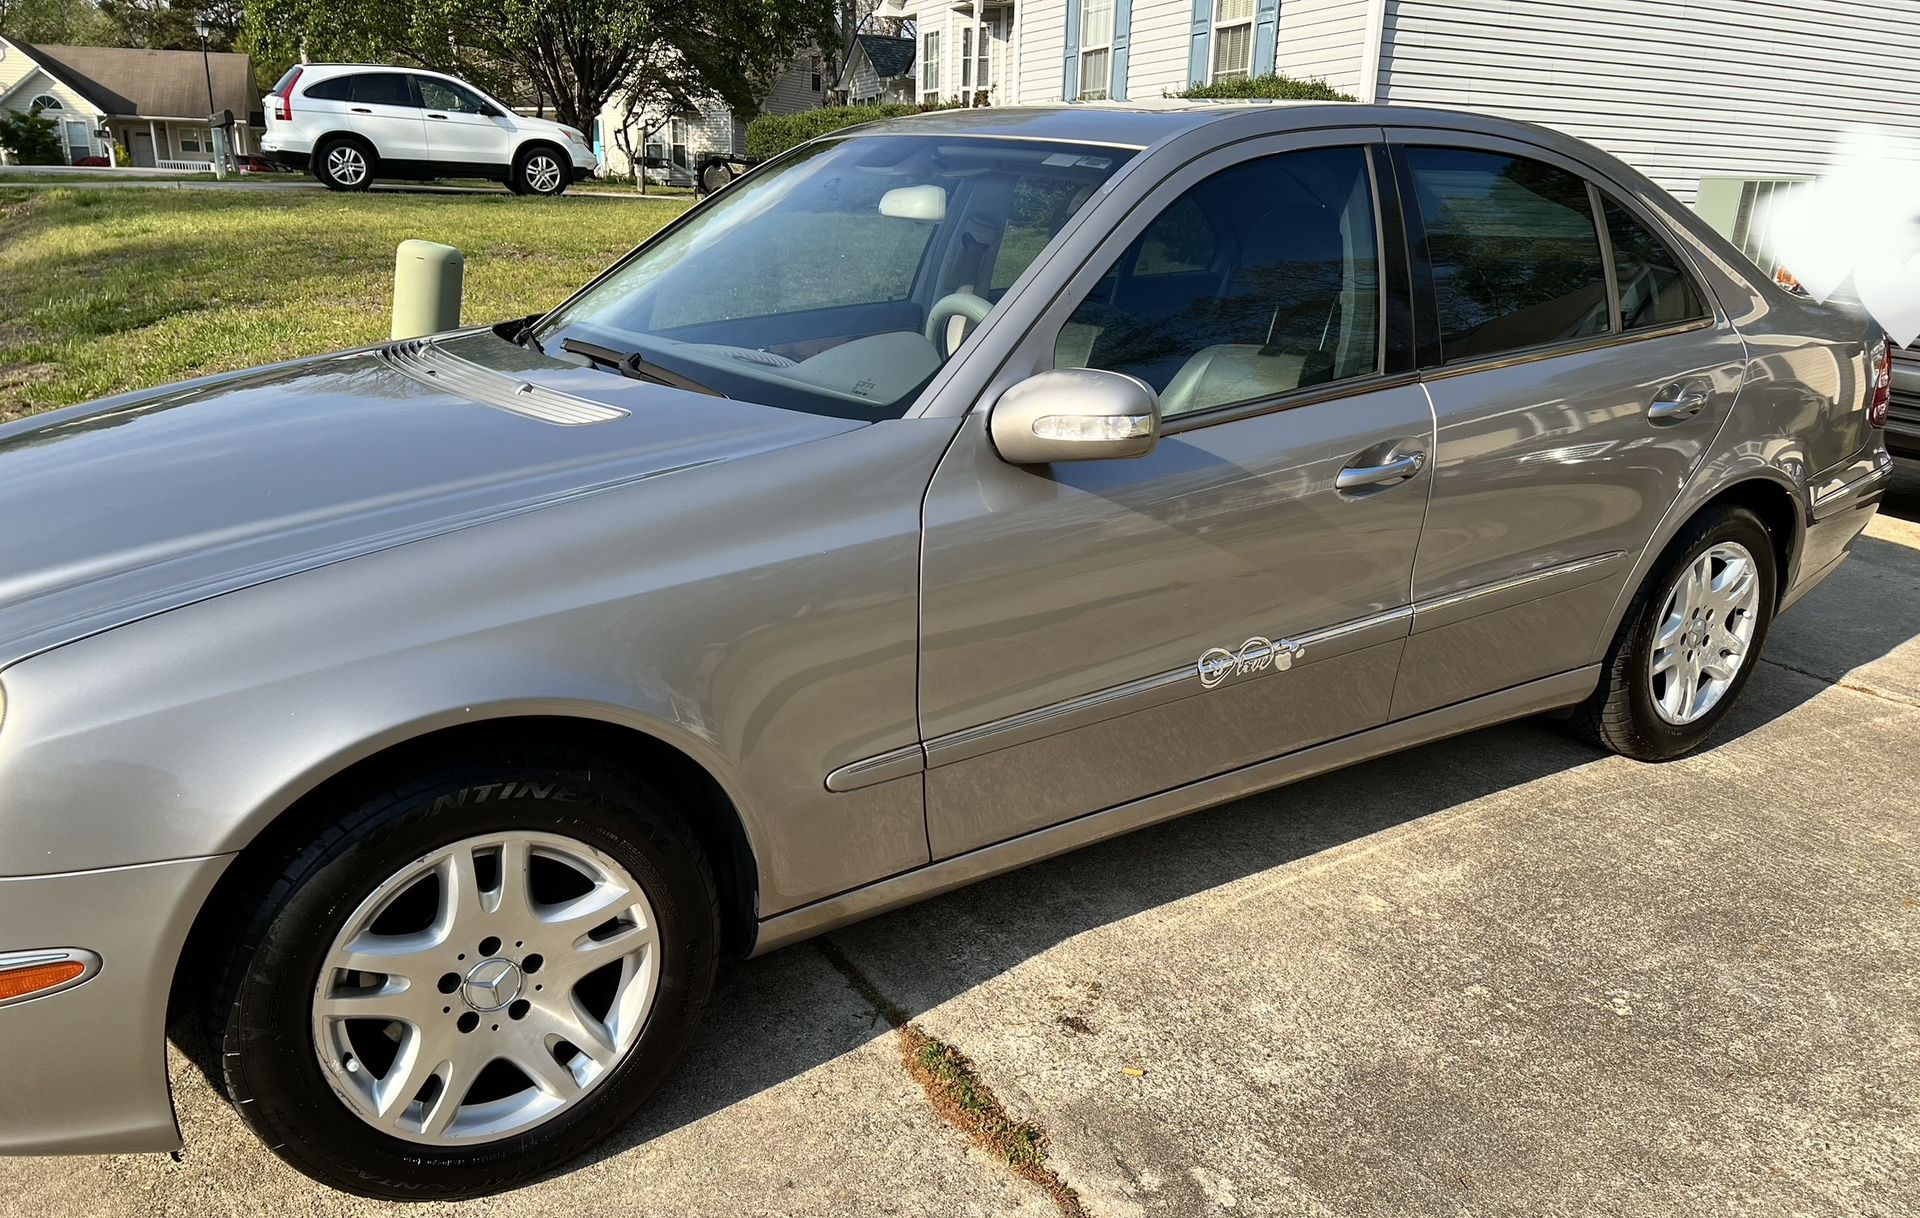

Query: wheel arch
[514,139,570,173]
[313,130,377,160]
[170,712,763,1046]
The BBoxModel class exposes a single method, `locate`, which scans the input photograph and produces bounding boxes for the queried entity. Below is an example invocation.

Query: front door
[415,76,513,171]
[918,135,1436,859]
[1382,133,1750,716]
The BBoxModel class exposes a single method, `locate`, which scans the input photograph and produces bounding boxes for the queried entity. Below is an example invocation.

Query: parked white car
[261,64,598,195]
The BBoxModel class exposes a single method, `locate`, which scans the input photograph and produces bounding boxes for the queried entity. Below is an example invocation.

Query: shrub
[0,109,65,165]
[746,101,968,159]
[1173,73,1355,102]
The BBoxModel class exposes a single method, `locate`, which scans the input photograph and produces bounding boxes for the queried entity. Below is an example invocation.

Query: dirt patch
[816,938,1089,1218]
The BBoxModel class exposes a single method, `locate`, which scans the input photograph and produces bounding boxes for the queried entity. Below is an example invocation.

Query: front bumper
[0,855,229,1155]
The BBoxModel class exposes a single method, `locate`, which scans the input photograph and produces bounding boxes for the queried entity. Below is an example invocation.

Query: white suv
[261,64,598,195]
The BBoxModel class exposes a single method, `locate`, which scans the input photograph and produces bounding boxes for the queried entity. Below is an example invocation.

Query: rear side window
[1404,148,1610,362]
[302,76,352,102]
[1603,197,1708,329]
[351,73,416,107]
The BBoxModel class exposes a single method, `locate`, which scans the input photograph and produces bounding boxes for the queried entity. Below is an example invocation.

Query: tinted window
[1056,145,1380,417]
[350,73,415,107]
[417,78,490,114]
[1604,198,1708,329]
[1405,148,1609,362]
[303,76,352,102]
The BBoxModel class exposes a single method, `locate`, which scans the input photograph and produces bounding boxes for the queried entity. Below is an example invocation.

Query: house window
[668,118,689,171]
[962,22,992,90]
[29,93,62,113]
[64,119,90,164]
[179,128,202,153]
[1212,0,1255,81]
[1079,0,1114,100]
[922,30,941,100]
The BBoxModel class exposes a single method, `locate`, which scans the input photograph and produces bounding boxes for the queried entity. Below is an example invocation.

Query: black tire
[699,159,734,194]
[1575,505,1779,760]
[208,750,720,1199]
[514,146,569,197]
[314,137,375,192]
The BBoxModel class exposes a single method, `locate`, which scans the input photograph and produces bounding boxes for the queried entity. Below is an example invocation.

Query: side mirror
[988,368,1161,464]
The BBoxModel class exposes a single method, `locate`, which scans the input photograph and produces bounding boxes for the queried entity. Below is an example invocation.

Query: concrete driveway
[5,467,1918,1218]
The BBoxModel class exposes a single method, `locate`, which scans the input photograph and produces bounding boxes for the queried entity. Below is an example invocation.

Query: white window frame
[1210,0,1255,83]
[1078,0,1114,101]
[922,29,941,100]
[29,93,62,113]
[178,127,204,154]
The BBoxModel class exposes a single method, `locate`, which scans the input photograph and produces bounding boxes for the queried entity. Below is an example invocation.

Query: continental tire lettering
[431,782,581,813]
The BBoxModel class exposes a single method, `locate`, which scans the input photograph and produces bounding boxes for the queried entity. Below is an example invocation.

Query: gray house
[839,34,918,105]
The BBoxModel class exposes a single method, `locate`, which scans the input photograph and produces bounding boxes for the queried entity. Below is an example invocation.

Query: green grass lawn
[0,186,690,421]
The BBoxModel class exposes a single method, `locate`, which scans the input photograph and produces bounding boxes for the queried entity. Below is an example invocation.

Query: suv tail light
[1870,338,1891,429]
[274,67,301,121]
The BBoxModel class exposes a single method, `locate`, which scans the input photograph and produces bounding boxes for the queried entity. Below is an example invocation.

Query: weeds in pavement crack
[815,937,1090,1218]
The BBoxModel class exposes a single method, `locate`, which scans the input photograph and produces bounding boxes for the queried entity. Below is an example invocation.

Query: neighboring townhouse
[838,34,918,105]
[877,0,1920,203]
[598,50,830,185]
[0,36,260,168]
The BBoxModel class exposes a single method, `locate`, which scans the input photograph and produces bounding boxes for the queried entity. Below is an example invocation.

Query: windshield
[535,135,1132,419]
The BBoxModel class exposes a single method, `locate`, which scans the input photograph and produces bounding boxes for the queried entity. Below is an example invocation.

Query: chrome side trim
[922,605,1413,770]
[0,947,102,1008]
[755,666,1603,956]
[1411,552,1627,634]
[383,340,630,426]
[824,743,927,793]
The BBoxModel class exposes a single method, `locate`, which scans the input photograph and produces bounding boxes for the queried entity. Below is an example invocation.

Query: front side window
[1212,0,1255,81]
[1056,145,1381,418]
[922,31,941,99]
[416,77,489,114]
[1603,197,1709,329]
[1404,147,1610,362]
[536,135,1130,420]
[352,73,416,108]
[1079,0,1114,100]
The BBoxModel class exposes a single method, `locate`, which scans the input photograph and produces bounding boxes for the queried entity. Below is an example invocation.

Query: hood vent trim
[382,339,630,426]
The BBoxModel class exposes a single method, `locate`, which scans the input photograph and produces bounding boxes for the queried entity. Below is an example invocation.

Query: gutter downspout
[1356,0,1388,104]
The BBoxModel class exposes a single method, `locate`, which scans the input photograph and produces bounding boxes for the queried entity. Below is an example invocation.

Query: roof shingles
[11,41,258,122]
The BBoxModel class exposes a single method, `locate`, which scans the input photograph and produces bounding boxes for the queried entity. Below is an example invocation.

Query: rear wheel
[315,138,374,191]
[1576,505,1777,760]
[210,753,719,1198]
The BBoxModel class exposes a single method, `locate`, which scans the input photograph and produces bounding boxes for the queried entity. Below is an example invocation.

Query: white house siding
[1272,0,1369,97]
[0,62,105,164]
[1015,0,1070,102]
[1376,0,1920,204]
[1125,0,1193,99]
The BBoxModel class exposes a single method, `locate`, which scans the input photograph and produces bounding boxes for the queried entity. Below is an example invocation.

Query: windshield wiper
[561,337,725,398]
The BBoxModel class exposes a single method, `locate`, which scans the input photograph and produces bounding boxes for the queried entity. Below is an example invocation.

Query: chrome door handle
[1336,450,1426,490]
[1648,390,1709,421]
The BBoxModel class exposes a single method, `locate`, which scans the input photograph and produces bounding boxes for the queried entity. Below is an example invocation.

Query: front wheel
[515,148,569,197]
[1576,505,1778,760]
[210,753,719,1198]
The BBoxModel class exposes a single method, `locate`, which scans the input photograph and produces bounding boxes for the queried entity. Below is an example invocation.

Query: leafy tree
[0,0,117,43]
[0,106,63,164]
[244,0,836,133]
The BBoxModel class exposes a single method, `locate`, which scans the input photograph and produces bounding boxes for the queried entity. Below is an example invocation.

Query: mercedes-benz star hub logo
[461,958,524,1012]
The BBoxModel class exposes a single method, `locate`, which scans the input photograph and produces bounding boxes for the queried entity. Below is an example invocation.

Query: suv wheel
[1576,505,1778,760]
[316,138,374,192]
[515,147,569,197]
[209,751,720,1198]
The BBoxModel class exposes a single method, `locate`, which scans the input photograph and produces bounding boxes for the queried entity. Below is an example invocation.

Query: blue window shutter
[1063,0,1082,100]
[1253,0,1278,76]
[1110,0,1133,99]
[1188,0,1211,87]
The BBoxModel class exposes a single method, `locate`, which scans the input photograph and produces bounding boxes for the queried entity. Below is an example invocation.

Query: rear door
[415,76,513,171]
[916,132,1437,859]
[341,72,429,165]
[1384,131,1748,716]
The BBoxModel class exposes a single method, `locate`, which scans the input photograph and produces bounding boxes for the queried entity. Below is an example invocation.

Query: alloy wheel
[311,831,660,1145]
[327,146,368,186]
[526,155,563,194]
[1649,540,1761,726]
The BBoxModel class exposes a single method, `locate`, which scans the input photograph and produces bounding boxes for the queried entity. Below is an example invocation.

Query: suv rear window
[350,73,415,107]
[1404,147,1611,363]
[303,76,352,102]
[270,65,303,94]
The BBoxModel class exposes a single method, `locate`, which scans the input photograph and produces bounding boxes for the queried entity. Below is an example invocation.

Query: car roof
[848,100,1598,159]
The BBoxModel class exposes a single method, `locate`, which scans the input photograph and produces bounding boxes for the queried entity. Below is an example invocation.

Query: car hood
[0,330,864,666]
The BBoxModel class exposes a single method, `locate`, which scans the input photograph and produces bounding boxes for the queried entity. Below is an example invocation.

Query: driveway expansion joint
[814,937,1093,1218]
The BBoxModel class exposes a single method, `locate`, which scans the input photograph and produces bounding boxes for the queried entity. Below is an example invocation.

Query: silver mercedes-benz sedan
[0,102,1893,1197]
